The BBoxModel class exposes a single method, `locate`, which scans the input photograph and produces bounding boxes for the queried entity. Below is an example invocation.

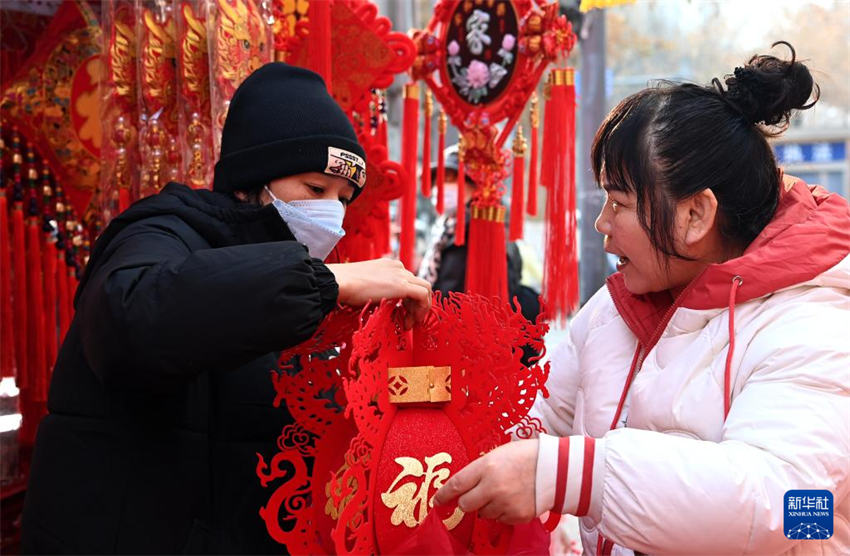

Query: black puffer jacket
[22,183,338,554]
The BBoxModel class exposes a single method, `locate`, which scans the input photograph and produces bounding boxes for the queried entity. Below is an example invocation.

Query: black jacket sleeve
[76,217,338,390]
[432,243,468,295]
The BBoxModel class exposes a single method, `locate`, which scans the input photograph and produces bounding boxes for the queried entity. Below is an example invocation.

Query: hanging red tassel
[466,204,508,301]
[454,138,466,247]
[27,215,46,400]
[564,69,579,311]
[542,69,575,325]
[0,186,13,379]
[25,150,47,402]
[57,250,70,342]
[436,111,446,215]
[540,73,555,191]
[42,237,57,369]
[510,126,526,241]
[41,165,58,376]
[119,187,130,213]
[11,131,28,389]
[399,82,419,270]
[307,0,333,90]
[378,90,388,149]
[527,92,539,216]
[421,90,433,197]
[12,201,27,387]
[0,125,13,379]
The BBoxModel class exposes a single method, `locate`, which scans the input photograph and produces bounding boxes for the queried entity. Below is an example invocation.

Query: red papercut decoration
[258,294,551,554]
[258,306,362,554]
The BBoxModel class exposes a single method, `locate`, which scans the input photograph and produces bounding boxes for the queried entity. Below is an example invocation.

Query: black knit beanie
[213,63,367,199]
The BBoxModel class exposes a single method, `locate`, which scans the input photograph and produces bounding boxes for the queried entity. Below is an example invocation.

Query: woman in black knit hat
[22,63,431,554]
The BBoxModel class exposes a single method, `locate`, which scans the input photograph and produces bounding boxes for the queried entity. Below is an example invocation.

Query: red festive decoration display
[208,0,275,156]
[407,0,577,321]
[2,5,566,552]
[177,0,214,191]
[281,0,417,263]
[0,122,86,445]
[100,0,140,218]
[1,0,102,219]
[258,294,550,554]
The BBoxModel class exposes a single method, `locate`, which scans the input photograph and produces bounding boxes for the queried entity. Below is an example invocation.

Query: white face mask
[437,183,459,213]
[265,187,346,260]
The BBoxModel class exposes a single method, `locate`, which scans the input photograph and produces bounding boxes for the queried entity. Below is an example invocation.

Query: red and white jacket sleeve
[527,288,608,518]
[535,434,607,520]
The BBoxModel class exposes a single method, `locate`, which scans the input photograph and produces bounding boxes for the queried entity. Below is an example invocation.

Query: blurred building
[772,107,850,198]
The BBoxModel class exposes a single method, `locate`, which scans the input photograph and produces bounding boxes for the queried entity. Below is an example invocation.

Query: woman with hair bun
[436,42,850,555]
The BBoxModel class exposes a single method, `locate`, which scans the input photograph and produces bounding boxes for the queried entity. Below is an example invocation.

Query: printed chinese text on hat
[213,62,367,199]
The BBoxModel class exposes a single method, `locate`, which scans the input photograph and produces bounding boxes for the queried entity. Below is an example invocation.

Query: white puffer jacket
[530,179,850,555]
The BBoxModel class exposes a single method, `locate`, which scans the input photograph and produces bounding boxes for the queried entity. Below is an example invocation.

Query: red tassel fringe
[119,187,130,213]
[12,204,27,388]
[509,131,526,242]
[436,112,446,215]
[57,253,71,342]
[421,92,432,197]
[43,239,58,378]
[0,193,13,378]
[542,69,579,324]
[399,83,419,270]
[307,0,333,90]
[27,219,47,402]
[541,76,555,191]
[528,97,539,216]
[466,210,508,301]
[454,145,466,247]
[565,80,579,312]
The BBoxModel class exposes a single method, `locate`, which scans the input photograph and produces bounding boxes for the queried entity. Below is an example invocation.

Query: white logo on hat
[325,147,367,189]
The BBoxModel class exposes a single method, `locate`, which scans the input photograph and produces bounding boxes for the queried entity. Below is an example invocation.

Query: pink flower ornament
[467,60,490,89]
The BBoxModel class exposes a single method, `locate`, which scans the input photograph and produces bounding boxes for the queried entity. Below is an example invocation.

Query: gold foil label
[388,366,452,404]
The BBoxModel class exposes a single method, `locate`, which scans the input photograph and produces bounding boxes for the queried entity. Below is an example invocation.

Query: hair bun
[718,41,819,129]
